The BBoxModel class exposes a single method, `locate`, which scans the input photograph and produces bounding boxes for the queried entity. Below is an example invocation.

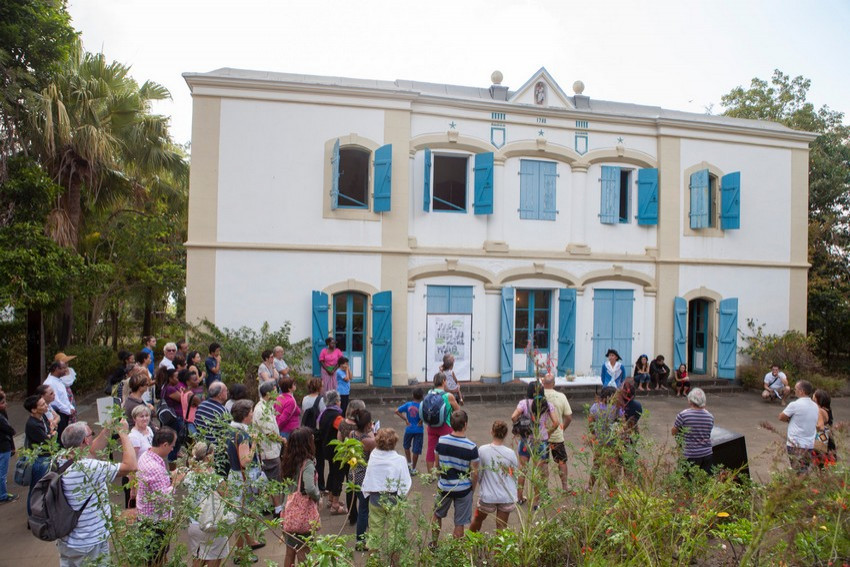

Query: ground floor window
[514,289,551,376]
[334,292,366,383]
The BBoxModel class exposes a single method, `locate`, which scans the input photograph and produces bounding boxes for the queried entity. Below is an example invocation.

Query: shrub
[740,319,822,375]
[189,319,311,399]
[63,344,122,394]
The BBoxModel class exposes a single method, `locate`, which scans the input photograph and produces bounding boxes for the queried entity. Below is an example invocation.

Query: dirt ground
[2,390,846,565]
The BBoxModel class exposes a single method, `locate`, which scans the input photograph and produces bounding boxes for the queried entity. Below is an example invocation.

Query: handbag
[14,458,33,486]
[235,432,267,495]
[814,430,830,455]
[283,462,320,534]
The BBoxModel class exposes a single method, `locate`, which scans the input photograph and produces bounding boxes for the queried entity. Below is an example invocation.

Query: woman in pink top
[274,377,301,439]
[319,337,343,394]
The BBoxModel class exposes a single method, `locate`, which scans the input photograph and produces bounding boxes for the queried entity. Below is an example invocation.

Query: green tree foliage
[721,70,850,363]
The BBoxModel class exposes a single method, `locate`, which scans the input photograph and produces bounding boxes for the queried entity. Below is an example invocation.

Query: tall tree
[721,70,850,362]
[27,43,183,345]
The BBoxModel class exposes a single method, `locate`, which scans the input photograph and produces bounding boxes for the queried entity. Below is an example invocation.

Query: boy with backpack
[421,373,459,473]
[395,388,425,474]
[433,410,479,542]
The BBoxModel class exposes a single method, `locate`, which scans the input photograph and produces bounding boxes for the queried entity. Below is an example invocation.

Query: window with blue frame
[433,155,468,212]
[599,165,633,224]
[427,285,473,313]
[689,168,741,231]
[513,290,551,350]
[519,159,558,221]
[337,147,370,208]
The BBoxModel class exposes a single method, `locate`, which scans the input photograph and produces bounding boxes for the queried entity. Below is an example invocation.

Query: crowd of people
[1,339,839,566]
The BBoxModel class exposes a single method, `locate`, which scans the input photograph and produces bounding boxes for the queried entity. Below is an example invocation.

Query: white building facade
[183,67,814,386]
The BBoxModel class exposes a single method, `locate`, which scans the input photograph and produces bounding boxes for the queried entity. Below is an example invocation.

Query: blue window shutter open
[373,144,392,212]
[500,287,514,383]
[541,162,558,221]
[673,296,687,371]
[636,168,659,225]
[371,291,392,387]
[557,288,576,375]
[689,169,710,229]
[599,165,619,224]
[423,148,431,212]
[473,152,494,215]
[717,298,738,379]
[312,291,329,376]
[720,171,741,230]
[518,160,538,219]
[330,139,340,210]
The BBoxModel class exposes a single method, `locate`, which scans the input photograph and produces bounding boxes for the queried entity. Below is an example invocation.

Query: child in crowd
[675,364,691,397]
[469,420,517,532]
[336,357,351,416]
[395,388,425,474]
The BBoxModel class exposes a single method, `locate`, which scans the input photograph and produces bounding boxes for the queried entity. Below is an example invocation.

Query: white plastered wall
[217,99,385,247]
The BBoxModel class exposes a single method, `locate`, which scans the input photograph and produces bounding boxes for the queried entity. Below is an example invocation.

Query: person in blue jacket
[600,349,625,389]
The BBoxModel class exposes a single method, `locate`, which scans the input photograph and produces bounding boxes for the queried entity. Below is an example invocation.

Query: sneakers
[0,494,19,504]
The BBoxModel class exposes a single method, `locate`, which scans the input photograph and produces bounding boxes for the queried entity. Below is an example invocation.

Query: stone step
[349,379,743,406]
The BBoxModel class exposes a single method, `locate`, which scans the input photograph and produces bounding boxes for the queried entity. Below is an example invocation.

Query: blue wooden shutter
[373,144,392,212]
[312,291,329,376]
[673,296,687,371]
[720,171,741,230]
[473,152,494,215]
[371,291,392,387]
[689,169,710,229]
[518,160,538,219]
[330,139,340,210]
[500,287,514,383]
[636,168,659,225]
[592,290,613,370]
[423,148,431,212]
[613,290,634,376]
[557,288,576,375]
[540,161,558,221]
[717,298,738,379]
[599,166,619,224]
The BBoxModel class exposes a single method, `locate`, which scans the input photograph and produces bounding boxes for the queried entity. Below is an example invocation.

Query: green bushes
[740,319,847,394]
[63,344,121,393]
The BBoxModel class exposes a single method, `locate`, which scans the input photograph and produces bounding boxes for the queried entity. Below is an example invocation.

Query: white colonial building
[183,67,814,387]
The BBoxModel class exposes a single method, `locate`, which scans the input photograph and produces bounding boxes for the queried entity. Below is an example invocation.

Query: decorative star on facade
[449,121,457,129]
[538,129,545,136]
[617,137,624,143]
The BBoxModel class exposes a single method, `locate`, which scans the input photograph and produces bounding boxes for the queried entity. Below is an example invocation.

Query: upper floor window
[519,159,558,221]
[689,168,740,231]
[422,149,494,215]
[600,165,632,224]
[433,154,468,212]
[337,147,370,208]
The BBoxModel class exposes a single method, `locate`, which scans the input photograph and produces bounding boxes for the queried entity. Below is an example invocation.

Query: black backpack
[28,460,93,542]
[301,401,321,437]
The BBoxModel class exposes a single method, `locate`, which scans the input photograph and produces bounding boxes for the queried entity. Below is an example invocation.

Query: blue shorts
[518,439,549,461]
[403,431,423,455]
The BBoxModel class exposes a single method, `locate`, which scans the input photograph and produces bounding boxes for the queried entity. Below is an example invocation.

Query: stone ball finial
[491,70,503,85]
[573,80,585,95]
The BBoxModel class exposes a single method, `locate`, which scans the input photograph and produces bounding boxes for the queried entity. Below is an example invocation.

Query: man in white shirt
[272,346,290,377]
[159,343,177,370]
[762,365,791,405]
[779,380,819,473]
[43,361,74,443]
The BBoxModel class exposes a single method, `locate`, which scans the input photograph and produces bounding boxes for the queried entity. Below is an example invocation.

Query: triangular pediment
[509,67,573,109]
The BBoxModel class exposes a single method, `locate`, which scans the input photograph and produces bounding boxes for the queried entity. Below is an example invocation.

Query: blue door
[592,289,634,377]
[513,289,552,377]
[333,292,367,383]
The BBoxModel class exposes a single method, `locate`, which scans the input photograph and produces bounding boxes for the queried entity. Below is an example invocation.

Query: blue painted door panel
[717,298,738,379]
[312,291,329,376]
[500,287,514,383]
[371,291,392,387]
[673,296,687,370]
[592,289,634,376]
[557,288,576,375]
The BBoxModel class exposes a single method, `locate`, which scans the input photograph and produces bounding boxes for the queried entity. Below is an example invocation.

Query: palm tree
[27,42,185,345]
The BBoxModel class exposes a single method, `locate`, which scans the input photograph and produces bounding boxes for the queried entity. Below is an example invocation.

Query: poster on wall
[425,314,472,382]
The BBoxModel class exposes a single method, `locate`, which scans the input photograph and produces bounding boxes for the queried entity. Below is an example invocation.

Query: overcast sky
[66,0,850,146]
